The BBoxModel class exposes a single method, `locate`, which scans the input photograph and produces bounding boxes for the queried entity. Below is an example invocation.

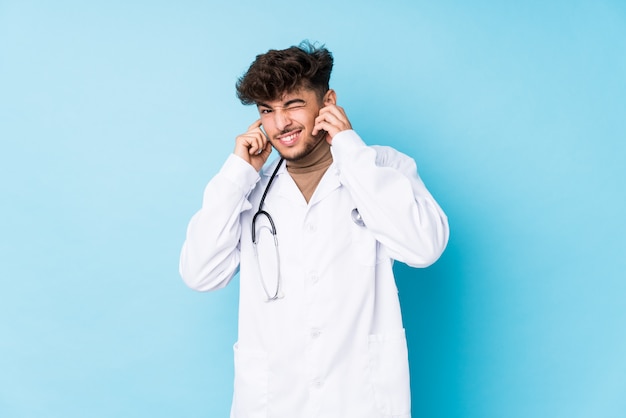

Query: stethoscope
[251,158,285,301]
[251,157,366,301]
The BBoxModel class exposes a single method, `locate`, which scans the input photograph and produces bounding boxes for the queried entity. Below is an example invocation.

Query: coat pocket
[231,342,268,418]
[367,330,411,417]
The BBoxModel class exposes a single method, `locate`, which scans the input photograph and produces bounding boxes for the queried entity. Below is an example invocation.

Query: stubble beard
[274,130,327,162]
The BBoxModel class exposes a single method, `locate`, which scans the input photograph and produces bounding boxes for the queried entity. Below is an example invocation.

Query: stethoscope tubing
[252,158,285,301]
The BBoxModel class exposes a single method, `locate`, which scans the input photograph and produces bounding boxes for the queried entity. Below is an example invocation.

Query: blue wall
[1,1,625,417]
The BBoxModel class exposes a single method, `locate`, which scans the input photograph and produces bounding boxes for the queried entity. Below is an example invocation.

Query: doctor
[179,41,449,418]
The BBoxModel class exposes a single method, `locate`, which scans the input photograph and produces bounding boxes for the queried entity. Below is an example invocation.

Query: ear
[323,89,337,105]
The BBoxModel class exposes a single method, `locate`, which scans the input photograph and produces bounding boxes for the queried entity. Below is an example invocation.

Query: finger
[313,112,332,135]
[247,141,272,172]
[251,141,272,168]
[318,105,349,124]
[260,140,273,156]
[312,120,328,134]
[247,118,262,132]
[314,113,341,136]
[259,124,269,140]
[322,107,351,131]
[247,134,266,155]
[317,104,342,116]
[313,120,335,138]
[256,134,268,154]
[236,131,263,154]
[316,111,341,127]
[314,117,349,140]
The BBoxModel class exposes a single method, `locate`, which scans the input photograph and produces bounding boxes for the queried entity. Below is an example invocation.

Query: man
[179,41,449,418]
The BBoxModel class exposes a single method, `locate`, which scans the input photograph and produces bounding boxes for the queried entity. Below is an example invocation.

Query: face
[257,88,331,162]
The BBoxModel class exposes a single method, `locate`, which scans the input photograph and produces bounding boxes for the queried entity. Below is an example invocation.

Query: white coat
[180,130,449,418]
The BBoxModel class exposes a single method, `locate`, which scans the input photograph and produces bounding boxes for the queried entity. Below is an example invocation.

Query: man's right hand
[234,119,273,172]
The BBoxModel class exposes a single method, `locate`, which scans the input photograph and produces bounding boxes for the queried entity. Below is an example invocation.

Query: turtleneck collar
[285,138,333,174]
[284,138,333,203]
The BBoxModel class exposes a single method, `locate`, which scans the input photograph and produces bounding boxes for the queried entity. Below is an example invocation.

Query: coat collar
[261,157,341,207]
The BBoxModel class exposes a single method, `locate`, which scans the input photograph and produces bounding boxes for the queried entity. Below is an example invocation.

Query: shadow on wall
[394,236,465,417]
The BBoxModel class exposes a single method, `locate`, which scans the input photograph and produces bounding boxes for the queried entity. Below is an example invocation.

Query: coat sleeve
[179,154,260,291]
[331,130,450,268]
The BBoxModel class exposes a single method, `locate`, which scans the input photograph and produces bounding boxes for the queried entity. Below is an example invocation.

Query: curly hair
[236,41,334,105]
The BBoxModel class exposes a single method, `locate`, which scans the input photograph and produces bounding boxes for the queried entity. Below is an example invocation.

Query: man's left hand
[312,104,352,144]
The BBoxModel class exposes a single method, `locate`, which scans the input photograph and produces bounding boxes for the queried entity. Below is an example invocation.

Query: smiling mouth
[277,130,301,146]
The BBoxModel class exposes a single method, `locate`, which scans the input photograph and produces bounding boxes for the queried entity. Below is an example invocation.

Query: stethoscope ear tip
[351,208,366,227]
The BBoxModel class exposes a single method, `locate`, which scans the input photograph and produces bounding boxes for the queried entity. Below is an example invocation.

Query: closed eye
[257,100,307,115]
[284,104,306,111]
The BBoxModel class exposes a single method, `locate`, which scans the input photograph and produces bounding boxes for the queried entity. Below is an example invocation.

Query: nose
[274,108,292,132]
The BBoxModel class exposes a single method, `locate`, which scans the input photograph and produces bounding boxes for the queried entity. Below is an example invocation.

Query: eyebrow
[257,98,306,109]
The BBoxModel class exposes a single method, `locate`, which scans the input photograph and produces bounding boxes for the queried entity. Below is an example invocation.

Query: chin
[271,143,305,161]
[278,149,307,162]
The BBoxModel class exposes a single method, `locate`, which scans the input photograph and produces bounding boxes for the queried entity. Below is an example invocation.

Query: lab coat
[180,130,449,418]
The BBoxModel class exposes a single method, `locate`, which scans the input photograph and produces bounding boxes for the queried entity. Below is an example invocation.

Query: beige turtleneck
[286,139,333,203]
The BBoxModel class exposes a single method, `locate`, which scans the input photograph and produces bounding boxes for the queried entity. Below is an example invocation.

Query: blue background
[1,1,625,417]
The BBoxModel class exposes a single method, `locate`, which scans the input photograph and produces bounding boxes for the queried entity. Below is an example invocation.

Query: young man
[179,41,449,418]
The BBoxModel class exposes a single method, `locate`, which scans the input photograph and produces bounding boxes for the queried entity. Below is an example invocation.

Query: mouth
[276,130,301,146]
